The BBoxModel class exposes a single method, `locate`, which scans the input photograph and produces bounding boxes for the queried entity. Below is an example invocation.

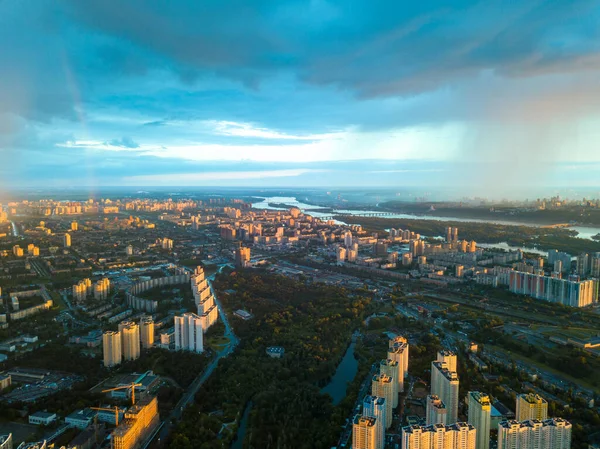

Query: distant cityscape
[0,192,599,449]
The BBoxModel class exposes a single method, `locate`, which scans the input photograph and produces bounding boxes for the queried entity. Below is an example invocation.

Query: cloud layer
[1,0,600,190]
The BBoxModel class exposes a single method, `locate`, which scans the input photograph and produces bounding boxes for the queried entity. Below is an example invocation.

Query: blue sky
[2,0,600,191]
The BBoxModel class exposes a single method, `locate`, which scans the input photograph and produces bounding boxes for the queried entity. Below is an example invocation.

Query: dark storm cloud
[2,0,600,187]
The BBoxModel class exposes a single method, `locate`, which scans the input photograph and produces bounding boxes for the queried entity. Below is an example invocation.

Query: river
[320,341,358,405]
[252,196,600,242]
[231,401,252,449]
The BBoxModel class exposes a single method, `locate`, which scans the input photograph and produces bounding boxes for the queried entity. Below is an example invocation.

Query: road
[150,264,238,447]
[60,290,76,311]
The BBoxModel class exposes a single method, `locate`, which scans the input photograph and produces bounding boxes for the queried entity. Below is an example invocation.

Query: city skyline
[2,1,600,190]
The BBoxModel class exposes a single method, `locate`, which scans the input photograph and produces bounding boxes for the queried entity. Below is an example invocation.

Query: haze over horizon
[2,1,600,193]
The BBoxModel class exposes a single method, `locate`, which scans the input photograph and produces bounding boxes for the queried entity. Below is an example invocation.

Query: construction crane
[90,406,121,426]
[102,382,143,405]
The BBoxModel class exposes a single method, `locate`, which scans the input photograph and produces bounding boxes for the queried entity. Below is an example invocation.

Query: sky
[2,0,600,193]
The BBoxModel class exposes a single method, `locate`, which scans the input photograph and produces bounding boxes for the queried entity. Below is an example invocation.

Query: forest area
[168,270,375,449]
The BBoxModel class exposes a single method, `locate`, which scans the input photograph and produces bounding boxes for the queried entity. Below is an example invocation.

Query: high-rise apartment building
[426,395,447,426]
[72,278,92,302]
[174,313,204,353]
[371,374,394,429]
[498,419,571,449]
[140,317,155,349]
[431,361,459,424]
[353,415,378,449]
[379,359,399,408]
[388,336,409,392]
[362,396,386,449]
[191,266,218,331]
[337,246,347,263]
[509,271,598,307]
[119,321,141,362]
[446,227,458,244]
[64,233,71,248]
[103,331,122,368]
[402,422,476,449]
[589,252,600,277]
[437,350,458,372]
[515,394,548,422]
[468,391,491,449]
[93,278,111,301]
[577,253,590,276]
[160,238,173,250]
[235,246,251,268]
[71,221,78,231]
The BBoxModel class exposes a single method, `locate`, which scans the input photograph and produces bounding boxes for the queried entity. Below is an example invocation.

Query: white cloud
[55,122,465,163]
[123,168,325,184]
[208,120,342,141]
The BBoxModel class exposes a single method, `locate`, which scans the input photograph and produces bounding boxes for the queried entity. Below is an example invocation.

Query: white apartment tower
[174,313,204,353]
[515,394,548,422]
[467,391,491,449]
[402,422,476,449]
[426,395,447,426]
[191,266,218,331]
[362,395,386,449]
[119,321,141,362]
[388,336,409,392]
[353,415,378,449]
[437,350,458,372]
[379,359,399,408]
[103,331,122,368]
[371,374,394,429]
[431,361,459,424]
[498,419,571,449]
[140,316,155,349]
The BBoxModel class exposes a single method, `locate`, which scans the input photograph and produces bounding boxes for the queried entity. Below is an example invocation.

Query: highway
[149,264,238,448]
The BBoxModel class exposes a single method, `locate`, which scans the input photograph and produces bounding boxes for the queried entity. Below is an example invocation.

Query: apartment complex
[402,422,476,449]
[509,271,598,307]
[497,419,571,449]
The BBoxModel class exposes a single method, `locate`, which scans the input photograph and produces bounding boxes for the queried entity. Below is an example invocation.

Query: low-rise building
[65,409,97,429]
[0,374,11,391]
[266,346,285,358]
[28,411,57,426]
